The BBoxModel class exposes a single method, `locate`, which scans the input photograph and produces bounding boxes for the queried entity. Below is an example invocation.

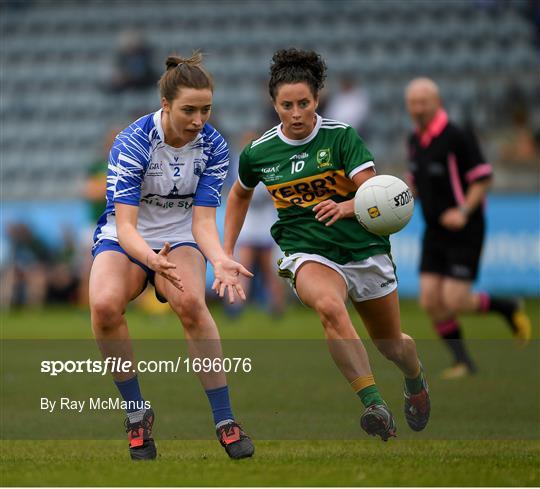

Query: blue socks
[205,385,234,425]
[115,376,234,426]
[114,375,145,413]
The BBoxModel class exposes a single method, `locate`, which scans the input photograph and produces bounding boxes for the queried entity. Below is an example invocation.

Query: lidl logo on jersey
[316,148,331,168]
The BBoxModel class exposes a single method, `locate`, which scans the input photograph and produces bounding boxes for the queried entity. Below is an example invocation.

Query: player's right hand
[212,257,253,304]
[147,243,184,291]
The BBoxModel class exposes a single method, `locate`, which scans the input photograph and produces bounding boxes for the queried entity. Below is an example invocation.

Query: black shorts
[420,226,484,281]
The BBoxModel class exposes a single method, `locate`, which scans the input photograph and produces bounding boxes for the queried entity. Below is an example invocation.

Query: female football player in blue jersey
[90,53,254,460]
[225,49,430,442]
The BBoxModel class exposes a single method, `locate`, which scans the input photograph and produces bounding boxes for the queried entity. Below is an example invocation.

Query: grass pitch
[1,299,539,486]
[2,440,539,487]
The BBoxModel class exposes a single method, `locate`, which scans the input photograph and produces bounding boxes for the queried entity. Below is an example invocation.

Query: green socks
[355,381,385,408]
[405,370,424,395]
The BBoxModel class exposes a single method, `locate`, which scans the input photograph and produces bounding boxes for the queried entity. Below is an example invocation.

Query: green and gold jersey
[238,115,390,264]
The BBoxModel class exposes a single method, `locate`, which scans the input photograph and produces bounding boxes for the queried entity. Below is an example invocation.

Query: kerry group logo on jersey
[267,170,356,208]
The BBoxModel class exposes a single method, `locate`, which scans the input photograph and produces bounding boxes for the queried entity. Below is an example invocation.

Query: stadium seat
[1,0,538,198]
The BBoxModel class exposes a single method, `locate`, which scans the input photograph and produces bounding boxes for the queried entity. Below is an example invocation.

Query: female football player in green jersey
[224,48,430,441]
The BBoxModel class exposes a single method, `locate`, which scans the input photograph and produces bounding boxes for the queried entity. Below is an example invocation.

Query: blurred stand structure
[2,0,537,201]
[1,0,539,308]
[105,30,156,93]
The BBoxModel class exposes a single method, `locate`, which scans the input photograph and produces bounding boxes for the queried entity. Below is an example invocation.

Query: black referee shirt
[407,109,493,230]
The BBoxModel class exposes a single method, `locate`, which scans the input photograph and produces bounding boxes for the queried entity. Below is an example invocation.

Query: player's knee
[90,297,125,331]
[313,296,347,329]
[169,293,207,329]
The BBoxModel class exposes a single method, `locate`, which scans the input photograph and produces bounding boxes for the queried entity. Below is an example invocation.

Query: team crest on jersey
[193,159,205,177]
[317,148,331,168]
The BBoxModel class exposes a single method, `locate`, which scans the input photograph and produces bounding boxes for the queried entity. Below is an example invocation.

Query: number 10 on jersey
[291,160,305,174]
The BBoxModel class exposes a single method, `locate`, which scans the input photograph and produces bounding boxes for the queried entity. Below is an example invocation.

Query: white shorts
[277,252,397,303]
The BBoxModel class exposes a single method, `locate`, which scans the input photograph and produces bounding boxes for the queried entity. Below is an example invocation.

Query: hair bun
[165,52,204,71]
[159,51,213,101]
[165,56,181,70]
[272,48,316,68]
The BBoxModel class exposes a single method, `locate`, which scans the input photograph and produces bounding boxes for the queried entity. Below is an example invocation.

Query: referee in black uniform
[404,78,531,379]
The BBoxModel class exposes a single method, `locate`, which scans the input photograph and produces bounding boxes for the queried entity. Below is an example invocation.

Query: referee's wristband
[459,205,472,217]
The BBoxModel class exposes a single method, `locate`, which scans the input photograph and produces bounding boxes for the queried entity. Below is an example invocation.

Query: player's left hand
[440,207,467,231]
[212,258,254,304]
[313,200,353,226]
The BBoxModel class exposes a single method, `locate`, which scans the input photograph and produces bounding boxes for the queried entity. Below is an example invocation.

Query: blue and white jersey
[94,109,229,249]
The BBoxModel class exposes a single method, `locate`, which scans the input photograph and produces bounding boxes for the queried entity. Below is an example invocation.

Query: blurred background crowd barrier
[1,0,539,308]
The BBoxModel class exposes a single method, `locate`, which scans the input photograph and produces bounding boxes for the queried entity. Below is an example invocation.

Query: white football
[354,175,414,236]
